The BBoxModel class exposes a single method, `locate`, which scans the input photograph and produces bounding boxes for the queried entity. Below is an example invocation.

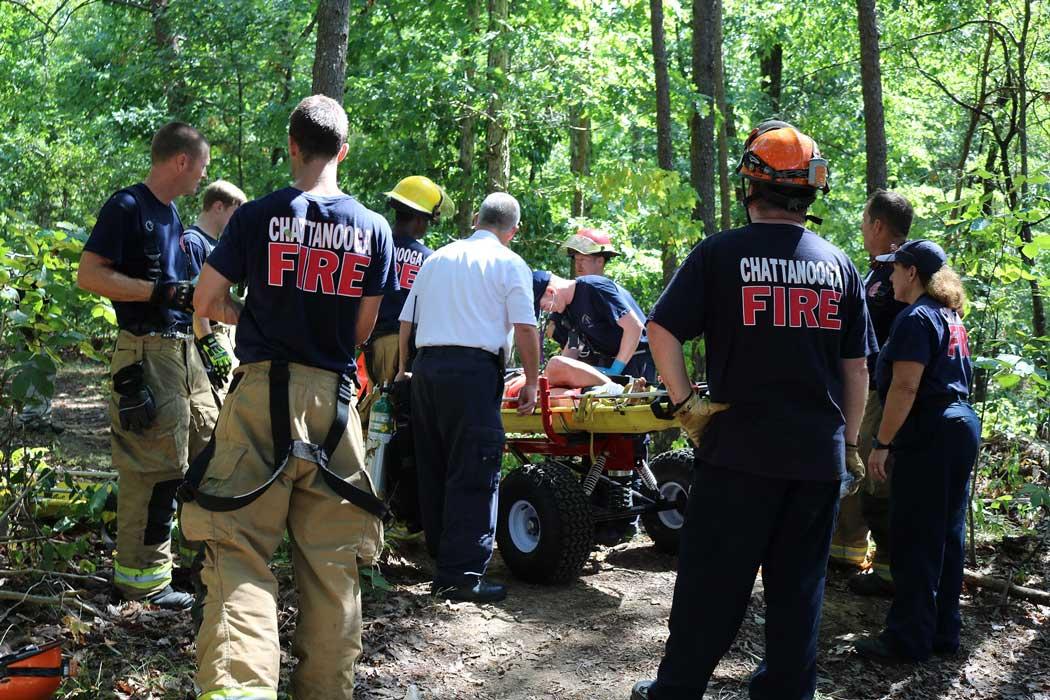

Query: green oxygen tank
[365,390,394,497]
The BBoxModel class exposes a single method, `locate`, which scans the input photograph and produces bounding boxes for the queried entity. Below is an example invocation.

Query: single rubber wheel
[496,461,593,584]
[641,448,693,554]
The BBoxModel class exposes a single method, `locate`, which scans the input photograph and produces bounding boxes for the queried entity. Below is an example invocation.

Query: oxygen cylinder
[365,392,394,497]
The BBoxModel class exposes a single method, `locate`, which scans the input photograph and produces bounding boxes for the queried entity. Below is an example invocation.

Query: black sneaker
[853,635,913,665]
[848,571,895,597]
[630,680,654,699]
[431,579,507,603]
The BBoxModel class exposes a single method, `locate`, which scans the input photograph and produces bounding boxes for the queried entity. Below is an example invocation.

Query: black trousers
[410,347,505,586]
[883,401,981,660]
[650,463,840,700]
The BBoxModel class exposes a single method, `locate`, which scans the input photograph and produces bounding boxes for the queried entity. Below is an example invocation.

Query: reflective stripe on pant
[110,330,218,599]
[650,462,839,700]
[410,348,504,585]
[830,390,892,575]
[181,361,383,698]
[884,401,980,661]
[198,688,276,700]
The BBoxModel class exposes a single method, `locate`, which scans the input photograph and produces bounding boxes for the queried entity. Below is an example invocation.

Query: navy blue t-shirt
[181,225,218,278]
[864,261,908,382]
[649,223,875,481]
[372,234,432,336]
[207,188,397,374]
[875,295,972,405]
[559,275,649,364]
[84,183,191,331]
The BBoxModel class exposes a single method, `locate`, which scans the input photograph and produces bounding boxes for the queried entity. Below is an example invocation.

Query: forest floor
[2,363,1048,700]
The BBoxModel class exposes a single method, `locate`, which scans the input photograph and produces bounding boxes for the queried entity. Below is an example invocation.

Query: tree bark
[569,105,591,217]
[689,0,717,236]
[485,0,511,192]
[856,0,888,193]
[456,0,484,235]
[149,0,188,116]
[311,0,350,102]
[650,0,677,284]
[963,569,1050,605]
[712,0,731,230]
[758,43,782,115]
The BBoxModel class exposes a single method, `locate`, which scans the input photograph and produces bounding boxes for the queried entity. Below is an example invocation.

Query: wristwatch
[872,436,892,451]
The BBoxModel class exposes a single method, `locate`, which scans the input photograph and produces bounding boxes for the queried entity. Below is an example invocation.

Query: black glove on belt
[149,281,195,314]
[113,362,157,432]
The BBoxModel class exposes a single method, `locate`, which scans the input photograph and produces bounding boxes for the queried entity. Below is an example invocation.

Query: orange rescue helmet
[0,641,74,700]
[736,120,830,194]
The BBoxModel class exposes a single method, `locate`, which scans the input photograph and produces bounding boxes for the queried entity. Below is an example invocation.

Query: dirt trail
[5,364,1047,700]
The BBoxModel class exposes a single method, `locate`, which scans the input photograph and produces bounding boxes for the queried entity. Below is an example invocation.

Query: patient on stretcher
[502,356,648,409]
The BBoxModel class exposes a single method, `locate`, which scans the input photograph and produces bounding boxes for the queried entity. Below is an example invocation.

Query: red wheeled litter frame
[495,378,695,584]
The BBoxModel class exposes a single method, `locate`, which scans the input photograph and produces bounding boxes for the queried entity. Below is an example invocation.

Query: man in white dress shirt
[397,192,540,603]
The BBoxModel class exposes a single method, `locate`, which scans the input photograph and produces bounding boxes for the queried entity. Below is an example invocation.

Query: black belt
[122,323,192,337]
[417,345,500,364]
[178,361,390,522]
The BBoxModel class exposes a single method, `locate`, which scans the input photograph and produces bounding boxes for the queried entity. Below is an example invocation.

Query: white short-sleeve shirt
[399,230,536,357]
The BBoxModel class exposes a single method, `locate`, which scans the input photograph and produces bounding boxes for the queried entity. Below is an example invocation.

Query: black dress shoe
[853,635,913,665]
[630,680,654,699]
[431,579,507,603]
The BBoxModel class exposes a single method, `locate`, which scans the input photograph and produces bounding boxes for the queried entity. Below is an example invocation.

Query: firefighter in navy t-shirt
[184,95,396,700]
[77,122,212,611]
[830,190,913,594]
[358,175,454,424]
[181,179,247,399]
[631,122,874,700]
[853,240,981,664]
[534,272,656,382]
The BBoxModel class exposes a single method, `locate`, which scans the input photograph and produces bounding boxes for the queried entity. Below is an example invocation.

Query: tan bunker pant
[829,389,893,578]
[109,330,218,599]
[181,361,383,700]
[357,332,399,427]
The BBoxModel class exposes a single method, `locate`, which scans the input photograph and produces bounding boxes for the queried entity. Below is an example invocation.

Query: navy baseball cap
[875,239,947,277]
[532,270,551,318]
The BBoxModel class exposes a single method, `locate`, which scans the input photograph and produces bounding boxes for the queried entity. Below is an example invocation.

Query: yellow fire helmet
[560,227,620,258]
[384,175,456,220]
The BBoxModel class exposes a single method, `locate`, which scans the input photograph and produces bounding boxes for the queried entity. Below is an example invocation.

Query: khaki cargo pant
[830,389,893,579]
[109,330,218,599]
[357,333,399,427]
[181,361,383,700]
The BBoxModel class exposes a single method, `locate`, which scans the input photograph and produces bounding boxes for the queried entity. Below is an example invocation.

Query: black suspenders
[178,361,391,523]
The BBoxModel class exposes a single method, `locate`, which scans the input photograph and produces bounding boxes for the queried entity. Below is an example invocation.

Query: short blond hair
[202,180,247,210]
[923,266,968,315]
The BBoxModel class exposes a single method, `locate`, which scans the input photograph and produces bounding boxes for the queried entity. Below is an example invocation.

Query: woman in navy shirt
[854,240,981,663]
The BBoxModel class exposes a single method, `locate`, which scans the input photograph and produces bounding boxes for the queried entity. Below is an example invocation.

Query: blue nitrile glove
[597,360,627,376]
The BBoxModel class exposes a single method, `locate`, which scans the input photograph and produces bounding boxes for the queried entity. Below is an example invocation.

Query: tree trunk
[689,0,717,236]
[456,0,484,235]
[856,0,887,193]
[712,0,731,230]
[150,0,188,116]
[311,0,350,102]
[758,43,782,115]
[485,0,511,192]
[1015,0,1045,339]
[650,0,677,284]
[569,105,591,217]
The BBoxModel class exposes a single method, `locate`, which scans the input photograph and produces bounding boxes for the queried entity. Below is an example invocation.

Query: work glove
[150,280,195,313]
[196,333,232,389]
[596,359,627,376]
[674,391,730,446]
[113,362,157,432]
[842,443,865,497]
